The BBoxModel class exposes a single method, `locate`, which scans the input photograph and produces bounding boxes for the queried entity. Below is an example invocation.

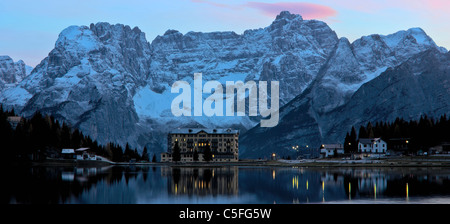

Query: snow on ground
[133,72,258,129]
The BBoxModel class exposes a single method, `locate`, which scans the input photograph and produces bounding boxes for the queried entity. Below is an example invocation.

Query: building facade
[320,143,344,158]
[7,116,24,129]
[358,138,387,154]
[161,128,239,162]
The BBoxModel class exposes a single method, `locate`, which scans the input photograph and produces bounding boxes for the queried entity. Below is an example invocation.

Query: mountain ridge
[0,11,448,157]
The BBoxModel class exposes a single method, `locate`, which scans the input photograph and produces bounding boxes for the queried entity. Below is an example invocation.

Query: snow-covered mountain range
[1,11,448,157]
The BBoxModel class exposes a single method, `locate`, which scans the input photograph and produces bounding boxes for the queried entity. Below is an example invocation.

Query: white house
[75,147,97,160]
[320,144,344,158]
[358,138,387,154]
[61,148,75,159]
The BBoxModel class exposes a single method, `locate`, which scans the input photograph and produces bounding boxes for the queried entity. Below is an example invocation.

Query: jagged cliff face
[239,20,449,158]
[148,11,338,104]
[6,23,152,147]
[0,11,448,157]
[0,56,32,88]
[0,12,341,152]
[0,56,33,107]
[240,47,449,158]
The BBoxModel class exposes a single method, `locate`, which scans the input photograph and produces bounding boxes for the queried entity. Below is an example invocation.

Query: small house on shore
[320,144,344,158]
[61,147,97,160]
[7,116,24,129]
[61,149,75,159]
[357,138,387,157]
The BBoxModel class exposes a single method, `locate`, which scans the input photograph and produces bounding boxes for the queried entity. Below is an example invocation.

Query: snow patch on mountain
[0,86,31,106]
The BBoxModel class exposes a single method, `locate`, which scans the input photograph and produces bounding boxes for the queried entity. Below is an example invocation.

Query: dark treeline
[0,105,155,163]
[344,114,450,154]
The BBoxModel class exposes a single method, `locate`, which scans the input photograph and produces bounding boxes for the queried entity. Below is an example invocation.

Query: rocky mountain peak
[0,56,32,86]
[1,11,448,158]
[275,11,302,21]
[163,29,182,36]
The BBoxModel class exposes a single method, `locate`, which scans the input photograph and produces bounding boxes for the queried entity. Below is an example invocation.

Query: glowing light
[406,183,409,200]
[374,184,377,199]
[306,180,309,190]
[348,183,351,200]
[292,176,299,189]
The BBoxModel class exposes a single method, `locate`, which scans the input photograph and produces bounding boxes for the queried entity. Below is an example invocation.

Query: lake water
[5,165,450,204]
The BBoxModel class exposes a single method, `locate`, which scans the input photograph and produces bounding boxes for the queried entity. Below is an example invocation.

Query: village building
[161,128,239,162]
[7,116,24,129]
[75,147,99,161]
[358,138,387,156]
[61,148,76,159]
[320,143,344,158]
[61,147,100,161]
[428,142,450,155]
[388,138,411,154]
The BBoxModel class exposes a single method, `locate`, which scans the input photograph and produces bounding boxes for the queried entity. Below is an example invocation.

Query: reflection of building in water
[319,170,388,200]
[320,172,345,187]
[319,172,346,202]
[353,170,387,196]
[162,167,238,196]
[61,166,111,182]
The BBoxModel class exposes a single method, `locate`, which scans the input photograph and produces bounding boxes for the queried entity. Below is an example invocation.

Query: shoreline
[23,155,450,168]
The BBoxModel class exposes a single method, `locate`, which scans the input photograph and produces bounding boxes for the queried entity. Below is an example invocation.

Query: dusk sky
[1,0,449,67]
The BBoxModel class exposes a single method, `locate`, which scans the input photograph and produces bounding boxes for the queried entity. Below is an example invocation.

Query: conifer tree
[141,146,149,161]
[172,141,181,162]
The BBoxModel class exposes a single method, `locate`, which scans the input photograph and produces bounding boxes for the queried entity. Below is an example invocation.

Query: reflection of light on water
[374,184,377,200]
[322,181,325,202]
[292,176,299,189]
[321,196,450,204]
[306,180,308,190]
[272,170,275,180]
[348,183,351,200]
[406,183,409,201]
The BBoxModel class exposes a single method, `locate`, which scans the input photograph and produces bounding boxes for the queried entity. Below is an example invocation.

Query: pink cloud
[191,1,337,20]
[244,2,337,19]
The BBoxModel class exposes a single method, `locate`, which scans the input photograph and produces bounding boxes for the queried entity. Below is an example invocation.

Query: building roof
[359,138,383,144]
[75,147,89,152]
[7,116,23,122]
[321,144,343,149]
[61,149,75,154]
[169,128,239,135]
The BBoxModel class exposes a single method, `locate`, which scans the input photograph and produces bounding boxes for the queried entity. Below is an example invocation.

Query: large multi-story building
[161,128,239,162]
